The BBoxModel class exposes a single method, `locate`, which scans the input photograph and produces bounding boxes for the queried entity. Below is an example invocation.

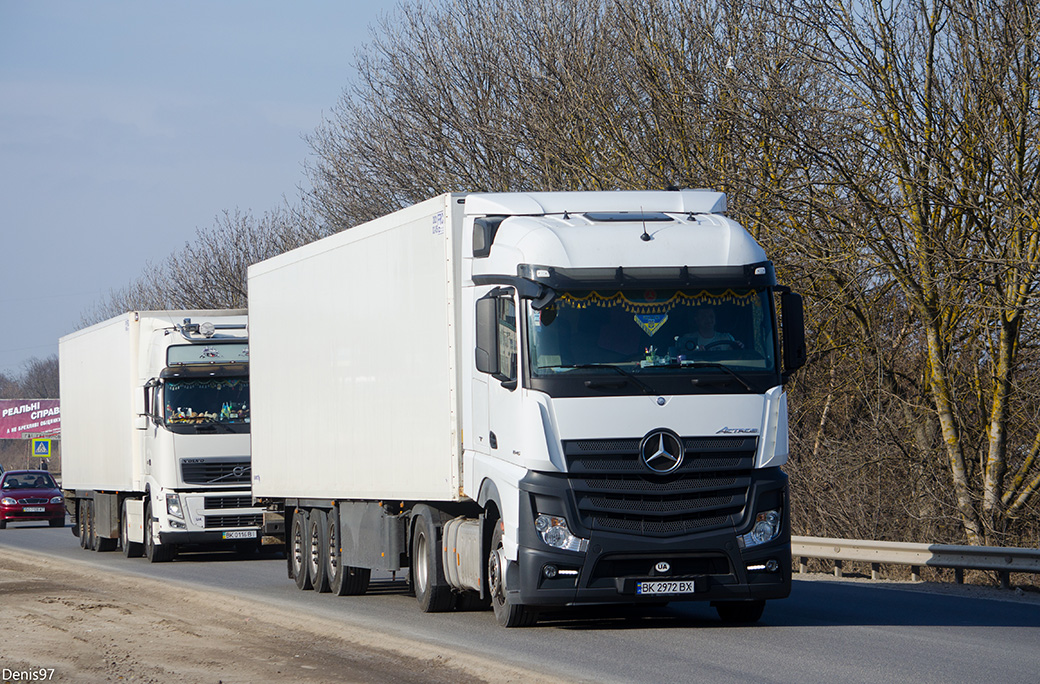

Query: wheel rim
[414,530,429,595]
[308,520,321,577]
[488,545,506,604]
[144,507,153,556]
[327,522,339,577]
[292,520,305,575]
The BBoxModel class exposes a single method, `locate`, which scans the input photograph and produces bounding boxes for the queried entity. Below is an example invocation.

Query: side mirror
[475,296,499,375]
[780,292,807,377]
[475,290,518,388]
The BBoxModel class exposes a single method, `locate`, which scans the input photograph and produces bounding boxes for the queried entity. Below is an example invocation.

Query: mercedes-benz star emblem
[640,429,683,474]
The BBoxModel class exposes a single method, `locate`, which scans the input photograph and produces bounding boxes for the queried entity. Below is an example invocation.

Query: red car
[0,470,65,528]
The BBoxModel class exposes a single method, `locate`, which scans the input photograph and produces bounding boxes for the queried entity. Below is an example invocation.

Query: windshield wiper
[193,422,236,433]
[552,363,658,395]
[687,362,754,392]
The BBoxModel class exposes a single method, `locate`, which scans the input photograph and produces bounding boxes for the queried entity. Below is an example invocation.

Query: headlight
[166,493,184,519]
[1,497,16,505]
[740,510,782,548]
[534,514,589,552]
[50,496,63,504]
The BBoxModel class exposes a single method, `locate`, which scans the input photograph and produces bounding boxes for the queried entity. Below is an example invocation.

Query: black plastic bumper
[511,468,791,607]
[158,529,259,545]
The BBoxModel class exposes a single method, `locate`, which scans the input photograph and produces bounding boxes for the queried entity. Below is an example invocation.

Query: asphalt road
[2,521,1038,684]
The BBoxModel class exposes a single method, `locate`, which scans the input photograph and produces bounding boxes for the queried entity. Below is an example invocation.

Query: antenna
[640,206,652,241]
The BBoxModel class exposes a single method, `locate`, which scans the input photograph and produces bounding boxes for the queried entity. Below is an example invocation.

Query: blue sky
[0,1,391,377]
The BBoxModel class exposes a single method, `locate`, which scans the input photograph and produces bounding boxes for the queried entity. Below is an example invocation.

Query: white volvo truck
[248,190,805,626]
[60,310,263,561]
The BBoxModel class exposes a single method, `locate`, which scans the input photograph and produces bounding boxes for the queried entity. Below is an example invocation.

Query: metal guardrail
[792,535,1040,588]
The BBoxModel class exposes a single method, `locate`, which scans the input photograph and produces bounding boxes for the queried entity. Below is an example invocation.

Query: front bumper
[0,503,65,524]
[515,529,790,607]
[512,467,791,607]
[159,528,259,545]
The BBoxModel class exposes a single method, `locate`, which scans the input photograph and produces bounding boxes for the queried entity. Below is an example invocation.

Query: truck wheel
[77,502,87,548]
[489,521,538,627]
[121,500,143,558]
[290,509,312,590]
[325,511,370,596]
[307,509,330,593]
[143,502,173,563]
[714,600,765,624]
[411,508,454,612]
[84,500,97,550]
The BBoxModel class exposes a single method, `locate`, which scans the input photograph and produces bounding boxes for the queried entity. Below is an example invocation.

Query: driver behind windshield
[676,306,744,354]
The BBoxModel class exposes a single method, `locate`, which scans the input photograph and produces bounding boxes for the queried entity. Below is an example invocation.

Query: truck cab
[464,191,805,624]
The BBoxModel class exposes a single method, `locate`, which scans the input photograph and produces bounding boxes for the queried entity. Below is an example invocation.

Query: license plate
[23,506,45,513]
[222,530,256,540]
[635,580,696,595]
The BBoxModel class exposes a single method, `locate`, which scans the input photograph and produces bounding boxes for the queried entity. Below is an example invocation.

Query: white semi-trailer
[249,190,805,626]
[60,310,263,562]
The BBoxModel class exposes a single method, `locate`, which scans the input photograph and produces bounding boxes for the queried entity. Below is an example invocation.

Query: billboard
[0,399,60,439]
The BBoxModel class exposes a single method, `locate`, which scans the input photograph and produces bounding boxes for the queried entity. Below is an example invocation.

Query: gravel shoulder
[0,547,565,684]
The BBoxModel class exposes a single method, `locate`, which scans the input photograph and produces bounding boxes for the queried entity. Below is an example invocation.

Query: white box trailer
[60,310,263,561]
[249,198,463,502]
[249,191,806,626]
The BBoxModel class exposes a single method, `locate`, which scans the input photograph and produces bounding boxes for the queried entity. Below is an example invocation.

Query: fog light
[747,559,781,573]
[169,518,186,529]
[543,564,559,579]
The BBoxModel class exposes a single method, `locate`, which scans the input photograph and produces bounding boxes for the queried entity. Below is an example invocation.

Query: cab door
[475,288,523,465]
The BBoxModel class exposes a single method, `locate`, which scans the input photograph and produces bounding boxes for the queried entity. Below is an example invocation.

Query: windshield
[2,472,57,490]
[164,377,250,426]
[526,288,776,394]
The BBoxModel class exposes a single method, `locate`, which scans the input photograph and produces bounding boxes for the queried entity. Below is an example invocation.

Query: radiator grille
[204,514,263,529]
[180,459,251,485]
[204,495,253,510]
[562,436,756,538]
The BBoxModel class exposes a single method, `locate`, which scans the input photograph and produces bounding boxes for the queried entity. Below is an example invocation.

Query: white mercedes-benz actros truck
[60,310,263,562]
[248,190,805,626]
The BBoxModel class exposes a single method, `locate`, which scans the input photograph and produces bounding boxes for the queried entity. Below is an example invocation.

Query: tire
[84,500,97,551]
[49,517,64,528]
[77,502,87,548]
[714,600,766,624]
[143,501,173,563]
[85,499,118,551]
[290,509,312,590]
[308,509,330,593]
[411,507,454,612]
[325,510,370,596]
[489,521,538,627]
[121,500,143,558]
[0,519,6,529]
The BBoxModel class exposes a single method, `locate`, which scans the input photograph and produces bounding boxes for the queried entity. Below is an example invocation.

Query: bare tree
[791,0,1040,544]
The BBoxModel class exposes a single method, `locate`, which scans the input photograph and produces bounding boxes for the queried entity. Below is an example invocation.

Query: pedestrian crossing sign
[32,438,51,457]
